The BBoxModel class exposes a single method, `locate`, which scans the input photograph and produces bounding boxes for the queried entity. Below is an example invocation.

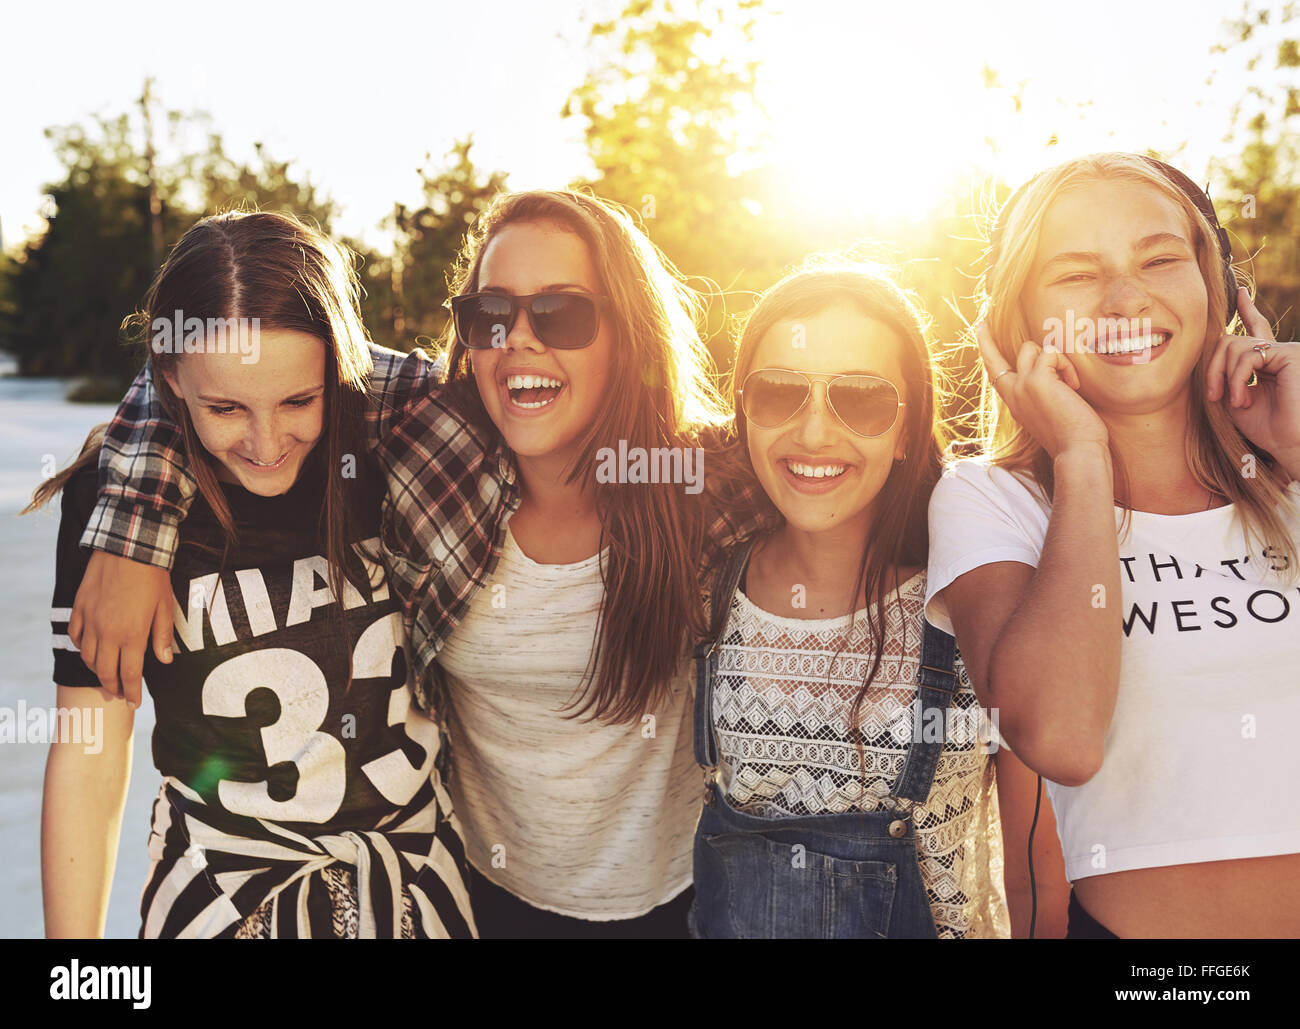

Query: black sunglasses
[448,291,610,350]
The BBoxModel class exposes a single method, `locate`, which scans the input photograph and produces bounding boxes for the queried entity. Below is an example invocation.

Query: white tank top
[436,525,698,919]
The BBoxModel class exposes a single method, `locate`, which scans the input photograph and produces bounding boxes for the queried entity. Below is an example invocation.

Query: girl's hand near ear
[976,323,1110,462]
[68,551,174,708]
[1207,288,1300,482]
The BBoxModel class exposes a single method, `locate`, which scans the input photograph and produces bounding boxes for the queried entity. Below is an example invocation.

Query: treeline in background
[1,0,1297,424]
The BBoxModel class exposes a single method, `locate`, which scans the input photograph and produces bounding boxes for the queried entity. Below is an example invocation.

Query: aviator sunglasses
[448,291,611,350]
[737,368,907,438]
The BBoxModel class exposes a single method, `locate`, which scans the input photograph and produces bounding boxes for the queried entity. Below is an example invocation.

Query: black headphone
[987,156,1238,323]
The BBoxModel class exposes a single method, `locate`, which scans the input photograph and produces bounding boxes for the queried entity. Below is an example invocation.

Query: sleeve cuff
[924,545,1041,634]
[79,497,180,570]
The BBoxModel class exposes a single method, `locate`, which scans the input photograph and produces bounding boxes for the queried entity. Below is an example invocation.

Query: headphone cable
[1028,773,1043,939]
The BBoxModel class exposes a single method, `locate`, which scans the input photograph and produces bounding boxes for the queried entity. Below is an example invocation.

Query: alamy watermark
[50,960,150,1008]
[891,699,1001,754]
[152,310,260,364]
[0,700,104,754]
[595,440,705,495]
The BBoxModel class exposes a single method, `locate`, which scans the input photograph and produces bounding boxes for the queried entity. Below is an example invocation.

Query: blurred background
[2,0,1298,937]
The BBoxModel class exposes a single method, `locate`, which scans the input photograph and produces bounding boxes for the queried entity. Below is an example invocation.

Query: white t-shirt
[436,524,698,919]
[925,457,1300,882]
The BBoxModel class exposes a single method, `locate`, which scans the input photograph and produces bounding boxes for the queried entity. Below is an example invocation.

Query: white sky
[0,0,1250,254]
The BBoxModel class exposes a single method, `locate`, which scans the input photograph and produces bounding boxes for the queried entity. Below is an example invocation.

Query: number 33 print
[200,612,437,822]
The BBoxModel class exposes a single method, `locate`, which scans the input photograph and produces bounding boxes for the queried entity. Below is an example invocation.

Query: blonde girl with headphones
[925,153,1300,938]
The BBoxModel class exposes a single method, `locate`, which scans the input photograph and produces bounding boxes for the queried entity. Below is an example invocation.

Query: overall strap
[692,537,759,770]
[890,618,960,804]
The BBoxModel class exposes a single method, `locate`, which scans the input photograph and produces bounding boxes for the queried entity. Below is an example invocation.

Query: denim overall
[688,539,960,939]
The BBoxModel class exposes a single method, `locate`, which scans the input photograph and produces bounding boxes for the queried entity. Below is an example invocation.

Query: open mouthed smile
[1093,331,1171,365]
[781,458,852,493]
[502,372,567,413]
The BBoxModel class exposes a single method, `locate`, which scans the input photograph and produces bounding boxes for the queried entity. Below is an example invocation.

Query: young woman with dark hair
[689,262,1012,938]
[34,211,474,938]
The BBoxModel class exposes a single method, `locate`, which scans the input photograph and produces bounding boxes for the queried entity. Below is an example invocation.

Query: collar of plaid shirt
[377,407,777,716]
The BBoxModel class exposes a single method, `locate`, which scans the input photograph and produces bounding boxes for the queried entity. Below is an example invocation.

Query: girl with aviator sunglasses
[66,190,770,938]
[690,262,1013,938]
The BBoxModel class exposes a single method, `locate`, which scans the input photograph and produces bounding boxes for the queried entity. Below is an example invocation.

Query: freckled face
[1021,179,1210,416]
[743,302,908,536]
[469,220,614,474]
[164,328,325,496]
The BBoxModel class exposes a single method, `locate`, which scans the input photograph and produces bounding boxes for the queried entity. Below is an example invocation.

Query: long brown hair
[725,261,951,747]
[442,189,729,724]
[979,153,1298,574]
[28,210,378,630]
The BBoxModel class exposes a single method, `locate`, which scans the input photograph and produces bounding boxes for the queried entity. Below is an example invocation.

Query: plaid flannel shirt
[84,344,774,712]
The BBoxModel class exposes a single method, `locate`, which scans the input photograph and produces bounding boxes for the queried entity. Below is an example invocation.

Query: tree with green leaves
[1,112,188,385]
[563,0,991,382]
[382,138,508,349]
[1212,1,1300,340]
[565,0,772,305]
[0,101,342,392]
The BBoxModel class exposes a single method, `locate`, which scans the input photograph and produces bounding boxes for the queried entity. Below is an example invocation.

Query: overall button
[888,819,907,838]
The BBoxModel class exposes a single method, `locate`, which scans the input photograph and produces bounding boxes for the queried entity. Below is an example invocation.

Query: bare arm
[41,684,134,938]
[940,327,1123,785]
[942,447,1121,784]
[69,554,174,707]
[995,748,1070,938]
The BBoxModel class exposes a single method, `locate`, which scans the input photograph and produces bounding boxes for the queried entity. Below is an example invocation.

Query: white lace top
[712,571,1010,939]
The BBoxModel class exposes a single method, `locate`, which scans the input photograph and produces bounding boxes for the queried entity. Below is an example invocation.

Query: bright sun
[749,6,998,223]
[744,2,1228,227]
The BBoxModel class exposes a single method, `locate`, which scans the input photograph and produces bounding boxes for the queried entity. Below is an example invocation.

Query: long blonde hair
[978,152,1298,576]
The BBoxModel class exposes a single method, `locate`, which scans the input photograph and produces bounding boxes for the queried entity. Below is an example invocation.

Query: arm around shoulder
[364,341,444,446]
[60,458,175,710]
[81,362,193,568]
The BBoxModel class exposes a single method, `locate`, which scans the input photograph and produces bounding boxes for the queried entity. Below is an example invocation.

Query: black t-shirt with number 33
[51,453,440,837]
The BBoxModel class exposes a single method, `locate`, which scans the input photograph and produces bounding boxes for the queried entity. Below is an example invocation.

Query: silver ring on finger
[1252,341,1273,358]
[992,369,1013,385]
